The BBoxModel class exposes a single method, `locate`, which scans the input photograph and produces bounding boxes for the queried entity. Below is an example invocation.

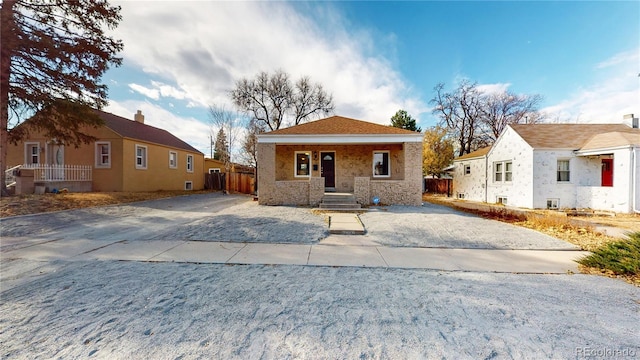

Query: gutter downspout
[484,154,488,203]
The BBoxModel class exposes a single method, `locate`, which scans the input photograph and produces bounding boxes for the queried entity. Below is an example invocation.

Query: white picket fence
[19,164,93,182]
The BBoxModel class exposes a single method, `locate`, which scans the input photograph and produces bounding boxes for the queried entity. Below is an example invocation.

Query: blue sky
[104,1,639,157]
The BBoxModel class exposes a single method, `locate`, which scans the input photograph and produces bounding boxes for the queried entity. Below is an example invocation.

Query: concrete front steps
[319,193,362,211]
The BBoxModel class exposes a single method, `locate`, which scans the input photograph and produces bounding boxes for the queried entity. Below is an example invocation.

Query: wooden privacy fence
[205,172,255,194]
[424,178,452,196]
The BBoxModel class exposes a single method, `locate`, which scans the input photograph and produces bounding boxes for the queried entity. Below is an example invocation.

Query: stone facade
[258,141,422,206]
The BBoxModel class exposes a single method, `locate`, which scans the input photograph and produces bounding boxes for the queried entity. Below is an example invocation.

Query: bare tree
[208,104,242,162]
[292,76,334,126]
[431,80,483,156]
[479,92,543,142]
[431,80,543,156]
[230,70,334,131]
[239,119,263,168]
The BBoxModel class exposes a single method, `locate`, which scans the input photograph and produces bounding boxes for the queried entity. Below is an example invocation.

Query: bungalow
[256,115,423,206]
[452,114,640,213]
[6,110,204,193]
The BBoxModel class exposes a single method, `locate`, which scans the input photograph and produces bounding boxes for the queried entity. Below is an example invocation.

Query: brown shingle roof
[454,146,491,161]
[262,115,420,135]
[97,110,202,154]
[510,123,639,149]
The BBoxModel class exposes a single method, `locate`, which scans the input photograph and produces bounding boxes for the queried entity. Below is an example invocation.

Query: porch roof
[257,116,423,144]
[575,131,640,155]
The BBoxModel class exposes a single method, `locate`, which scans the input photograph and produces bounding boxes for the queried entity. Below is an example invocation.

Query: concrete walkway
[328,213,365,235]
[2,236,589,274]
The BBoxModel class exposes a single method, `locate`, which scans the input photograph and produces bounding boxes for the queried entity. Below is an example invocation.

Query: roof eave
[257,133,423,144]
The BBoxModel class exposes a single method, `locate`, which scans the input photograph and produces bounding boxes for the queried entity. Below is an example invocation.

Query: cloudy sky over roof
[104,1,639,155]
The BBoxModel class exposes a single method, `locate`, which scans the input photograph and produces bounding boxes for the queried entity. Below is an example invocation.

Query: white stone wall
[486,127,534,208]
[452,157,486,202]
[574,148,633,212]
[531,150,577,209]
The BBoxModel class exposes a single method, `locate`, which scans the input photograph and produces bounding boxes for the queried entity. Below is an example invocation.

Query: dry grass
[0,190,211,218]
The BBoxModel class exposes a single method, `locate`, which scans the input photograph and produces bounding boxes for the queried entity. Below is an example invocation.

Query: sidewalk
[2,236,589,274]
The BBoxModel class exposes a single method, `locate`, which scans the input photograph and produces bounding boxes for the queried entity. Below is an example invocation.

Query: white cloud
[105,100,212,155]
[541,48,640,123]
[128,83,159,100]
[111,1,426,126]
[476,83,511,95]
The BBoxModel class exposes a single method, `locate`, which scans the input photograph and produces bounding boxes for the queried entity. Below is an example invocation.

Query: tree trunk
[0,1,16,196]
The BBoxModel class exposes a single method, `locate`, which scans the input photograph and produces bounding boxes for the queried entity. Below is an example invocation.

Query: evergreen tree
[390,109,421,132]
[214,128,230,164]
[0,0,123,194]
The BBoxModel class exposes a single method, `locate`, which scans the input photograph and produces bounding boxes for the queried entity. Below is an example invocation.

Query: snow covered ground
[1,194,638,358]
[1,260,638,359]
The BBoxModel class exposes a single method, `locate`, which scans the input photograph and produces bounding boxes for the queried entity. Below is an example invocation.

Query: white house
[452,115,640,213]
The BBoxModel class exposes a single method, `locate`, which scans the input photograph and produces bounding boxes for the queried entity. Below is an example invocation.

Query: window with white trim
[464,164,471,175]
[209,168,221,174]
[169,151,177,169]
[186,154,194,172]
[185,181,193,190]
[25,142,40,164]
[373,151,390,177]
[95,142,111,168]
[295,151,311,177]
[547,199,559,210]
[494,161,513,182]
[557,160,570,182]
[135,145,147,169]
[496,196,508,205]
[494,162,503,182]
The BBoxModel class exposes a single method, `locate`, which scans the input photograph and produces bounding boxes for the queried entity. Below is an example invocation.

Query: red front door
[601,159,613,187]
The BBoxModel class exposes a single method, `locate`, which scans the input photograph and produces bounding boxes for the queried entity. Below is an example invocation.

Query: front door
[46,141,65,180]
[320,152,335,188]
[601,158,613,187]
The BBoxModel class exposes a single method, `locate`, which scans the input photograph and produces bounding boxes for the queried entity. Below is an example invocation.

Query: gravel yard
[2,194,638,359]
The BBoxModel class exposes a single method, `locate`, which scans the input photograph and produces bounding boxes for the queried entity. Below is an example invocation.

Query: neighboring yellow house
[6,109,204,192]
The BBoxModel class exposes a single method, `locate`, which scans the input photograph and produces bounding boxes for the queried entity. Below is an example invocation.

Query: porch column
[404,142,423,206]
[257,143,276,205]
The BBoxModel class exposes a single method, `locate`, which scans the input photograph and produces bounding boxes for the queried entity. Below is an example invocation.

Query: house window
[505,161,512,182]
[295,151,311,177]
[135,145,147,169]
[494,161,512,182]
[457,193,466,199]
[547,199,559,210]
[169,151,177,169]
[95,142,111,168]
[494,162,503,182]
[464,165,471,175]
[24,142,40,164]
[557,160,570,182]
[496,196,508,205]
[209,168,221,174]
[373,151,390,177]
[185,181,193,190]
[186,154,194,172]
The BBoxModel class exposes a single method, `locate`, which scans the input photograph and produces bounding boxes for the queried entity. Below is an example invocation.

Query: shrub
[578,232,640,276]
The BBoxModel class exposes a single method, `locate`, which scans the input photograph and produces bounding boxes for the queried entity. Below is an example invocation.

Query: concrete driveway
[1,193,638,359]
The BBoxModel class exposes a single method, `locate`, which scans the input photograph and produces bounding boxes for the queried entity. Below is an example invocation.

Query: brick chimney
[134,110,145,124]
[623,113,638,128]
